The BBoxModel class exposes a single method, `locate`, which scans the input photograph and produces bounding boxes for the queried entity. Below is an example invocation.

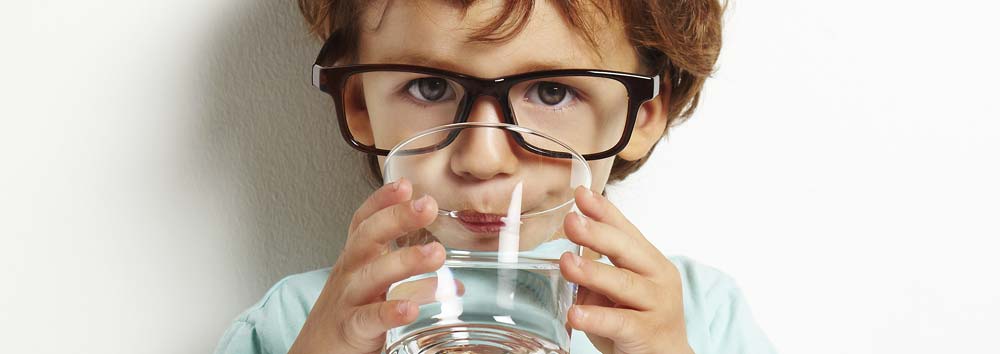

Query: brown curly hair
[297,0,725,184]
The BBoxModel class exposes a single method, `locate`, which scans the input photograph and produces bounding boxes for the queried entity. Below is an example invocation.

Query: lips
[455,210,507,234]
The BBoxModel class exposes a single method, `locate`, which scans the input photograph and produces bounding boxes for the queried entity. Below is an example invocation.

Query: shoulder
[214,268,331,354]
[665,255,778,354]
[667,255,738,298]
[664,255,740,335]
[596,254,738,304]
[245,267,332,322]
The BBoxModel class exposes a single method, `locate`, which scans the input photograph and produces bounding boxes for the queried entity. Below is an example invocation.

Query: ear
[343,76,375,146]
[617,80,670,161]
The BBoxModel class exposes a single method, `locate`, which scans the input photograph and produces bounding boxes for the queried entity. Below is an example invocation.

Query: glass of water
[380,122,592,354]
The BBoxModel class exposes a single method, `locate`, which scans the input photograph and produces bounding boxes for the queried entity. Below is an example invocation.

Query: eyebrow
[374,53,585,77]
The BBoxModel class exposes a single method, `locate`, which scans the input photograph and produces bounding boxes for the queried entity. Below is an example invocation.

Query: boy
[214,1,776,353]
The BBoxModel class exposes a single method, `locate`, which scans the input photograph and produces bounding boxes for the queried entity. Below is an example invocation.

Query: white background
[2,1,998,353]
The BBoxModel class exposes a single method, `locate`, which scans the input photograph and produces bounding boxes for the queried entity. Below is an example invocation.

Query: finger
[574,186,640,235]
[564,211,664,276]
[568,305,645,345]
[575,284,615,308]
[346,300,419,342]
[560,252,658,310]
[347,242,447,304]
[344,195,439,265]
[350,178,413,233]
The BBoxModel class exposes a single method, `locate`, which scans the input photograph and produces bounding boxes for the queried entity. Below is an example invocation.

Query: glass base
[385,323,568,354]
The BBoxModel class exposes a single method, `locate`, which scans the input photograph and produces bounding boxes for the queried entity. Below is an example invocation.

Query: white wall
[3,1,998,354]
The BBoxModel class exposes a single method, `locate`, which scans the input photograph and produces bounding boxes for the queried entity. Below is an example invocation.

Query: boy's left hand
[560,186,693,354]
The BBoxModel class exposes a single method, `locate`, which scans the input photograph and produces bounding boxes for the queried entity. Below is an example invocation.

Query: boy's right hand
[288,179,443,354]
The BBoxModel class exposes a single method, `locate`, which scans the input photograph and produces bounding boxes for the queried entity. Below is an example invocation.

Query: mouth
[455,210,507,234]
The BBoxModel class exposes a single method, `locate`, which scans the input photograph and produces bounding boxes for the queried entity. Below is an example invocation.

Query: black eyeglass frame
[311,60,660,161]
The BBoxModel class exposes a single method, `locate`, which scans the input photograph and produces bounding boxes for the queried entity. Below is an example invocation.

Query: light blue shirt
[214,255,777,354]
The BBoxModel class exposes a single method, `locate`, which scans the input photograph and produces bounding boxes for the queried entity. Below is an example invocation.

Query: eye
[406,77,455,103]
[526,82,576,108]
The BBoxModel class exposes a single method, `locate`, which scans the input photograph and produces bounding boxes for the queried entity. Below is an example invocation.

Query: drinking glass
[381,122,592,354]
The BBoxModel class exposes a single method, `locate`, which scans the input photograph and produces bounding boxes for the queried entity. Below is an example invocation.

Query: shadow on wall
[199,0,373,300]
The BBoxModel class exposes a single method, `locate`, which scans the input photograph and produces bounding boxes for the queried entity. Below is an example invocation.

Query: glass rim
[382,122,593,220]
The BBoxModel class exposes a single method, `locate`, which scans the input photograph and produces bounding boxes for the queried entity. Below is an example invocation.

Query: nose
[450,97,519,181]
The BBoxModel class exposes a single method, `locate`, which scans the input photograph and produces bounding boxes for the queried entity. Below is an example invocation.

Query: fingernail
[419,242,437,256]
[569,252,584,268]
[389,180,400,191]
[396,301,410,316]
[571,306,587,321]
[413,195,429,212]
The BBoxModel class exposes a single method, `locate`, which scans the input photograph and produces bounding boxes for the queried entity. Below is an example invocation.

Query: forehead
[356,0,639,77]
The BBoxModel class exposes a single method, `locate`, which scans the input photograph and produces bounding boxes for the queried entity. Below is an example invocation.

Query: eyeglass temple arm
[312,31,342,89]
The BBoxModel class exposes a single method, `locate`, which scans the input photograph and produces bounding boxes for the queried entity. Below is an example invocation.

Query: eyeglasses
[312,59,660,161]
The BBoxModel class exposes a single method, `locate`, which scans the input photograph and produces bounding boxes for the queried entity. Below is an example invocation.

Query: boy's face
[354,0,666,249]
